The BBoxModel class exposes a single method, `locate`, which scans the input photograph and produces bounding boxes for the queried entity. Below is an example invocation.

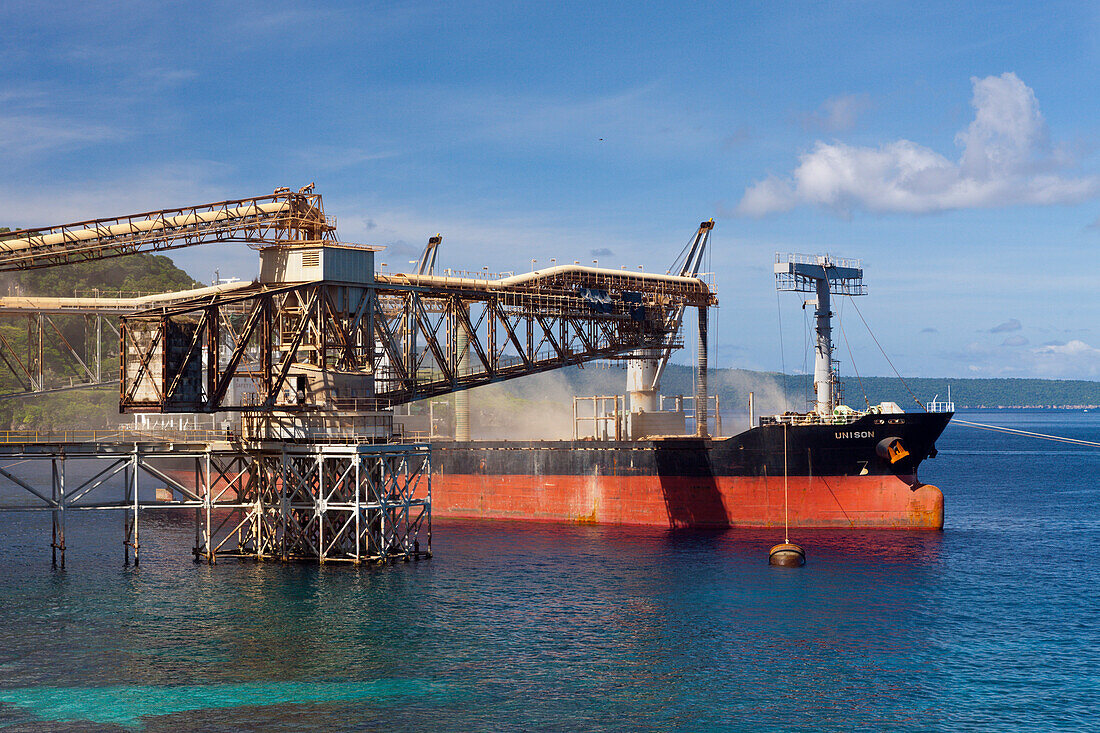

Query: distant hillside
[0,229,1096,431]
[485,363,1100,415]
[434,363,1100,441]
[0,232,200,429]
[0,229,201,296]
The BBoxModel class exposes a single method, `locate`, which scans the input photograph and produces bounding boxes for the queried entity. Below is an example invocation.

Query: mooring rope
[847,295,927,412]
[953,419,1100,448]
[783,423,790,544]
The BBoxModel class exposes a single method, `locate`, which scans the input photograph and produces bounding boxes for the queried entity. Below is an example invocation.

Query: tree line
[0,228,199,429]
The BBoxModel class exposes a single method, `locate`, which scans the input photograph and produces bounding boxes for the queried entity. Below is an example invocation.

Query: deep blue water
[0,410,1097,731]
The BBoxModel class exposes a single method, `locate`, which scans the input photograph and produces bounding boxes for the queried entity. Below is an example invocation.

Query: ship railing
[777,252,862,270]
[926,400,955,413]
[760,412,866,427]
[0,428,227,444]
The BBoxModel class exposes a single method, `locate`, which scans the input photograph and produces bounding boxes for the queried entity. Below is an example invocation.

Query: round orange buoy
[769,542,805,567]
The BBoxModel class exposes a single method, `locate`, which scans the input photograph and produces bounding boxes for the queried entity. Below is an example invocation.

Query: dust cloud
[711,368,801,418]
[422,365,808,441]
[469,369,624,440]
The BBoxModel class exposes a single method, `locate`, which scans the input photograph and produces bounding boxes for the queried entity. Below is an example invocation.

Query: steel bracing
[217,444,431,563]
[0,311,115,398]
[0,283,254,400]
[119,267,713,413]
[0,440,430,567]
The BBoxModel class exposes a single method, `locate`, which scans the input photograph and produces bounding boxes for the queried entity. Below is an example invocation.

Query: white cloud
[738,73,1098,216]
[0,83,131,157]
[942,336,1100,379]
[1034,339,1100,358]
[803,93,871,132]
[990,318,1022,333]
[292,146,401,171]
[0,114,124,156]
[135,67,198,90]
[1030,340,1100,378]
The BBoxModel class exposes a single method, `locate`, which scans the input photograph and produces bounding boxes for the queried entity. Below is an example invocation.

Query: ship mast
[775,254,865,416]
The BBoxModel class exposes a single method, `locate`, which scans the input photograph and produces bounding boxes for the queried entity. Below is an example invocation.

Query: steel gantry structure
[0,439,431,567]
[0,182,329,400]
[118,264,713,413]
[0,282,254,400]
[0,186,717,566]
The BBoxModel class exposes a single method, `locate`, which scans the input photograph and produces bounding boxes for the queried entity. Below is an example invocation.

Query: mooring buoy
[769,425,806,567]
[769,542,806,567]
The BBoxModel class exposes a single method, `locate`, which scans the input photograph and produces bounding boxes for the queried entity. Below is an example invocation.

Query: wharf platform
[0,432,431,567]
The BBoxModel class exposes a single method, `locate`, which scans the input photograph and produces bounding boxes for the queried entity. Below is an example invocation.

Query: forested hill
[838,375,1100,409]
[0,228,201,295]
[0,227,202,429]
[543,364,1100,411]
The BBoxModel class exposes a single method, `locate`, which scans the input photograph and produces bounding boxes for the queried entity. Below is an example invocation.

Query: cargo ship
[422,251,951,530]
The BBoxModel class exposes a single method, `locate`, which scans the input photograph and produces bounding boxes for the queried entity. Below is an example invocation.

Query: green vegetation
[0,231,200,429]
[540,363,1100,412]
[1,389,119,431]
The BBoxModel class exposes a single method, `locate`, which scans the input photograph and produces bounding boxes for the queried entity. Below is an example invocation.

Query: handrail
[0,428,227,444]
[760,412,867,427]
[776,252,862,270]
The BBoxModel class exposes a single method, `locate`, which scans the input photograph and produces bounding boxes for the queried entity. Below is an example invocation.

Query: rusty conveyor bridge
[117,262,712,413]
[0,282,254,399]
[0,187,332,271]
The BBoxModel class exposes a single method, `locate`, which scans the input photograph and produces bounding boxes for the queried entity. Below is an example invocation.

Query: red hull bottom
[432,474,944,530]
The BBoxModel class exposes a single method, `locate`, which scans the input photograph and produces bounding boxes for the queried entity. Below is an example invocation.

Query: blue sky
[3,1,1100,380]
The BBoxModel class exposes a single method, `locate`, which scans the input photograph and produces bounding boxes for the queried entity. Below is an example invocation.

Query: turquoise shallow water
[0,410,1097,731]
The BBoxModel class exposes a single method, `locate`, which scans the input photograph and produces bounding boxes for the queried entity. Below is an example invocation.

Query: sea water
[0,410,1096,731]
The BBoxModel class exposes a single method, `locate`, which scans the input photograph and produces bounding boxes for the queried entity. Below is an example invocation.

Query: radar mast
[775,254,866,416]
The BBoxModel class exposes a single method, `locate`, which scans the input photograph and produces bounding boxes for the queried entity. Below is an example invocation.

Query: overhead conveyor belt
[0,185,335,271]
[0,281,255,314]
[377,263,714,307]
